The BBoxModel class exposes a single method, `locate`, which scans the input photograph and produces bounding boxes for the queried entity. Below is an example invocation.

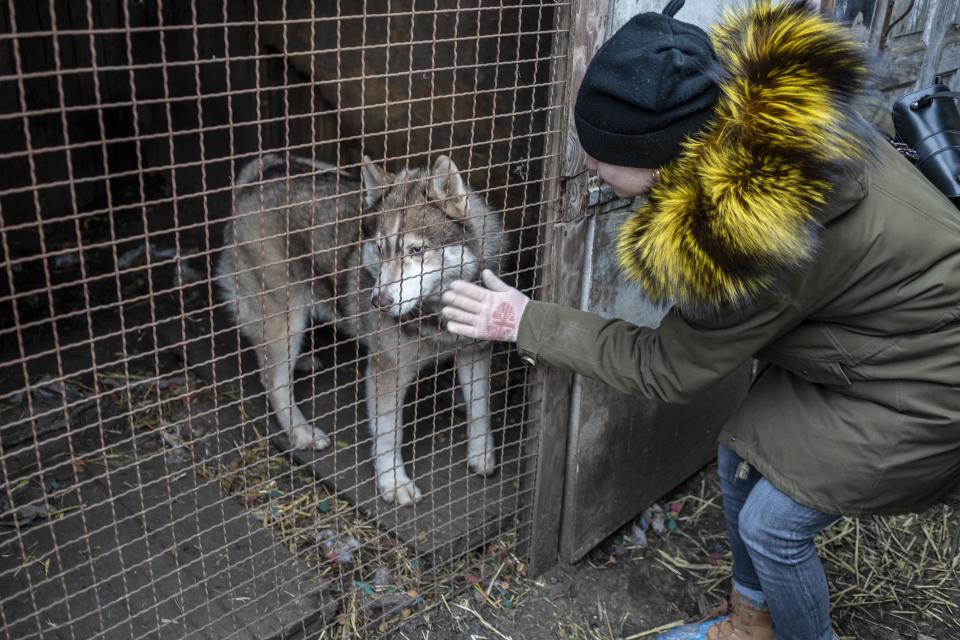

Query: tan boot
[705,592,774,640]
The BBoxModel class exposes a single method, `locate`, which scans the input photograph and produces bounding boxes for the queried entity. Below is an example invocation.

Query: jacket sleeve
[516,297,808,403]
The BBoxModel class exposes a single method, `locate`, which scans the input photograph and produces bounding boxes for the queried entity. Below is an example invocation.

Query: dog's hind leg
[293,301,337,373]
[366,353,422,505]
[261,303,330,450]
[294,353,323,373]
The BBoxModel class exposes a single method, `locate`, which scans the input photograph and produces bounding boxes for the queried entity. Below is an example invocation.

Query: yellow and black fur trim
[616,0,871,316]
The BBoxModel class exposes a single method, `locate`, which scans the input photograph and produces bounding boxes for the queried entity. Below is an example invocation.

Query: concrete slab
[0,445,330,640]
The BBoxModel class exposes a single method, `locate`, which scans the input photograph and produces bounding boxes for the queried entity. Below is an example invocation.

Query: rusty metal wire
[0,0,564,637]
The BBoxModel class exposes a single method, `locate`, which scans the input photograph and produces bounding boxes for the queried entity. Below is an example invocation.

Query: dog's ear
[360,155,393,209]
[428,155,468,219]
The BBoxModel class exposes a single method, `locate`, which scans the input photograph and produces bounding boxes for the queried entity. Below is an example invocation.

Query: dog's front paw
[289,424,331,450]
[378,475,423,506]
[468,449,496,477]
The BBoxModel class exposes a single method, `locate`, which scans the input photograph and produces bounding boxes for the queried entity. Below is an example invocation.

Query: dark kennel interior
[0,1,565,637]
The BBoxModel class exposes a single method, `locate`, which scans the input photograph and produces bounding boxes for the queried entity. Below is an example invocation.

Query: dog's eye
[408,245,424,256]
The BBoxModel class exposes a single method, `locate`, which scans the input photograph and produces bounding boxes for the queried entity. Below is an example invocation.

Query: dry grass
[819,508,960,636]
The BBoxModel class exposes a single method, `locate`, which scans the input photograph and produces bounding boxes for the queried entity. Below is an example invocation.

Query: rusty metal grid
[0,0,568,638]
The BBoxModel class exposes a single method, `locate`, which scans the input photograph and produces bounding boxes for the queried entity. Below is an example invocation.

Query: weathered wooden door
[524,0,750,566]
[529,0,960,569]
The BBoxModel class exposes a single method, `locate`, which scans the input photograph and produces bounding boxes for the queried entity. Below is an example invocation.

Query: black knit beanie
[575,0,718,168]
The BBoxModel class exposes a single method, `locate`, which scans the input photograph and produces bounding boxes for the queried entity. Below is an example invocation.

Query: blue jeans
[718,444,840,640]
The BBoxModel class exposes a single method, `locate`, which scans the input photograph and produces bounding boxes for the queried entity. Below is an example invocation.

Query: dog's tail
[236,153,349,187]
[236,153,287,186]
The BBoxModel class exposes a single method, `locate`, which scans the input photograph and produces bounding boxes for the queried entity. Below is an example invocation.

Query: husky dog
[217,153,504,505]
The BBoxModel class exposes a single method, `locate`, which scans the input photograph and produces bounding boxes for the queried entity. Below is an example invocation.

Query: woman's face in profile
[585,155,658,198]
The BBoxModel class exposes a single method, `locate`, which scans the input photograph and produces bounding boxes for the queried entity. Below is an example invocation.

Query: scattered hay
[819,506,960,636]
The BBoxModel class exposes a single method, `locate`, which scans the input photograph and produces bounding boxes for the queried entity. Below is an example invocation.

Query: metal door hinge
[586,173,606,207]
[586,174,634,210]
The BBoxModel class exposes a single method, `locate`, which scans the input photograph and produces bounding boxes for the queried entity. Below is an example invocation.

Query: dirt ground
[391,464,960,640]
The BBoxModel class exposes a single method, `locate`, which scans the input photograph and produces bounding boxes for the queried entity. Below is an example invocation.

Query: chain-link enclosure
[0,1,567,637]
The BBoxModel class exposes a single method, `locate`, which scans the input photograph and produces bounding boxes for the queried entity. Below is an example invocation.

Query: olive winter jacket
[517,3,960,515]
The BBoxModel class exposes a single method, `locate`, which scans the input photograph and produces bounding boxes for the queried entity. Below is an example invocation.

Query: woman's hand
[441,270,529,342]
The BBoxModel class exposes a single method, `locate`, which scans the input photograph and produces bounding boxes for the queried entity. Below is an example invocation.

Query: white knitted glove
[441,270,530,342]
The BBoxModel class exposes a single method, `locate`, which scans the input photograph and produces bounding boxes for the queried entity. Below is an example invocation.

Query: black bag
[892,76,960,208]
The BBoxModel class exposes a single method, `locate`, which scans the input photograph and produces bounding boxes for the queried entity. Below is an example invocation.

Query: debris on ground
[646,503,667,536]
[627,523,648,551]
[316,528,362,564]
[372,566,393,588]
[0,375,96,449]
[160,421,190,465]
[391,468,959,640]
[0,500,52,527]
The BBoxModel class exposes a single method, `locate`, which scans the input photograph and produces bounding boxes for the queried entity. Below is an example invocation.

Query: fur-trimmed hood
[616,0,873,316]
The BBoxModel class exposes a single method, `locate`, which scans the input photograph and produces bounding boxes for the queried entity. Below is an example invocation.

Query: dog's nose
[372,290,394,308]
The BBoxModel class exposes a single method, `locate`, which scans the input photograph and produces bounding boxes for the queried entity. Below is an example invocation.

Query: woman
[441,2,960,639]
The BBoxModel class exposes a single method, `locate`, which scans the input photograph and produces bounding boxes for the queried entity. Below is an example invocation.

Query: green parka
[517,3,960,516]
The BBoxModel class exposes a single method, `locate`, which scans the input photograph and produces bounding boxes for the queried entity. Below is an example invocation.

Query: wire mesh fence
[0,0,567,637]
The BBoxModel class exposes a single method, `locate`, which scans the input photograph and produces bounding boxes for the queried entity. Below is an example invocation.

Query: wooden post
[525,0,611,576]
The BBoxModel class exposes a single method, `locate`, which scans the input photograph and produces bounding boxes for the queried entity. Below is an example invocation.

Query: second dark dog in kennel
[217,154,505,505]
